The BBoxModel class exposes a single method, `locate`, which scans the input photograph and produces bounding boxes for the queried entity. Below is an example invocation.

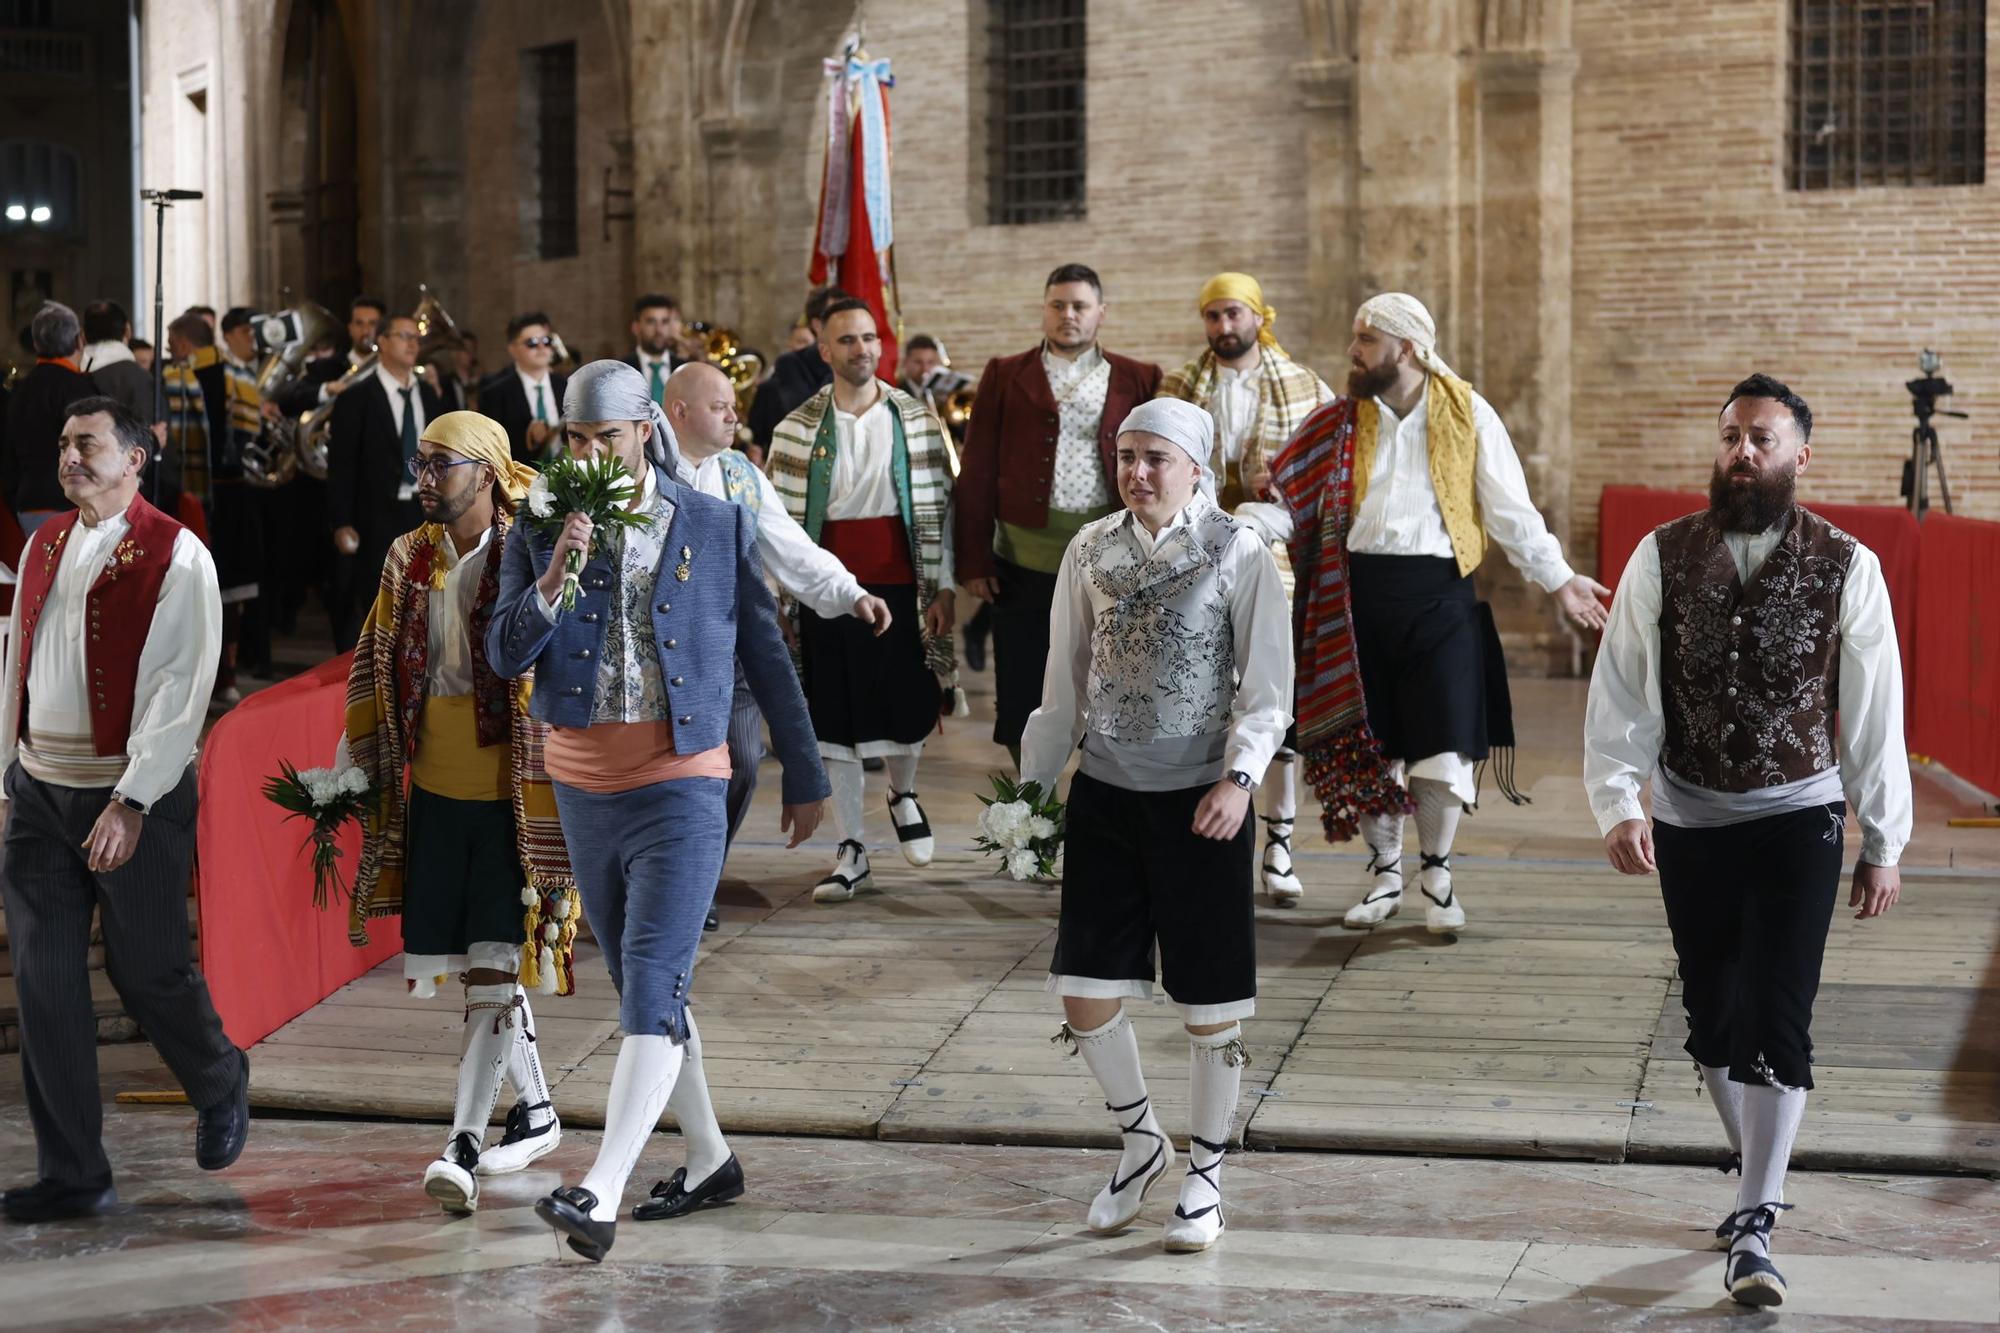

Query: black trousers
[1655,802,1846,1090]
[989,557,1059,749]
[0,764,239,1187]
[1349,553,1494,762]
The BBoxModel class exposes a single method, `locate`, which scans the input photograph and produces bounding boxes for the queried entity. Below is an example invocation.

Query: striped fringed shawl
[343,515,574,951]
[1268,398,1413,843]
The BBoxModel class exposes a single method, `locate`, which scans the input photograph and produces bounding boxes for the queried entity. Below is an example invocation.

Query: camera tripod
[1903,368,1962,518]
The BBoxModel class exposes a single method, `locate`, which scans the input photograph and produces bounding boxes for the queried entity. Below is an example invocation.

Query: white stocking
[1732,1081,1806,1260]
[665,1010,732,1184]
[1070,1011,1164,1187]
[450,984,516,1148]
[1702,1064,1743,1159]
[1179,1025,1246,1222]
[885,749,921,795]
[826,757,866,848]
[1262,752,1297,823]
[578,1033,684,1221]
[505,989,555,1129]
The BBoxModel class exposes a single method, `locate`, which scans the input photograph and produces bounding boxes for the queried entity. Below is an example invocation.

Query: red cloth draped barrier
[1910,514,2000,795]
[195,651,399,1048]
[1595,486,1922,717]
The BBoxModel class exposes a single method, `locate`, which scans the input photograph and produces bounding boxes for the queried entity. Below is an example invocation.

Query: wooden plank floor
[233,678,2000,1170]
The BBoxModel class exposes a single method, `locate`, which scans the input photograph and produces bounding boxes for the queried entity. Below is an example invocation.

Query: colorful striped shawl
[1268,397,1413,843]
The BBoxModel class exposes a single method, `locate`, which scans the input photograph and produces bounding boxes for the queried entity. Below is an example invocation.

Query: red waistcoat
[14,492,185,756]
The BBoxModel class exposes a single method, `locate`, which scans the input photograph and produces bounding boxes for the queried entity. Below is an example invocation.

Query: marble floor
[1,1081,1995,1331]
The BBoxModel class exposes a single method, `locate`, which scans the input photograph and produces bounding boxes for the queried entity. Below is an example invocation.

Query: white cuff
[1593,795,1647,837]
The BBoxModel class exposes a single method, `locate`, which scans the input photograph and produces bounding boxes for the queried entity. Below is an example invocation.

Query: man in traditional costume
[955,265,1160,764]
[767,300,956,903]
[1248,293,1607,933]
[1585,374,1908,1308]
[0,397,247,1223]
[1160,271,1333,908]
[661,363,890,932]
[340,411,571,1214]
[1021,398,1291,1255]
[488,361,828,1262]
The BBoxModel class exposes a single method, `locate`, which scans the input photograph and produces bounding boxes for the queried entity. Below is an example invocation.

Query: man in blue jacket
[486,360,829,1263]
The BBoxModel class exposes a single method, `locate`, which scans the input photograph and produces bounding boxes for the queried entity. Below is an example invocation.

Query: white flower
[336,766,369,796]
[1006,849,1040,881]
[980,799,1032,847]
[1025,815,1056,842]
[527,474,555,518]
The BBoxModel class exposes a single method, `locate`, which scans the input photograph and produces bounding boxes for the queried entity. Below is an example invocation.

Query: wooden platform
[162,678,1998,1171]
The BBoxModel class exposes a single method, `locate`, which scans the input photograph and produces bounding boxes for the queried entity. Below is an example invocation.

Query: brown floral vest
[1655,507,1855,791]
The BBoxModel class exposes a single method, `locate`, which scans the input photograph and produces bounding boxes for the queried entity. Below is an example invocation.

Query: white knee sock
[450,984,518,1148]
[1070,1011,1163,1180]
[885,750,921,795]
[666,1010,732,1185]
[1180,1025,1246,1221]
[827,757,866,848]
[579,1033,684,1221]
[1732,1081,1806,1260]
[1263,752,1297,823]
[1701,1065,1743,1159]
[1413,778,1459,899]
[1360,811,1405,864]
[505,989,556,1130]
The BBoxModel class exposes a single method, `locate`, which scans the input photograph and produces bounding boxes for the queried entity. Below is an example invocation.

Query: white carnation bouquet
[524,454,654,611]
[974,775,1065,882]
[262,760,375,908]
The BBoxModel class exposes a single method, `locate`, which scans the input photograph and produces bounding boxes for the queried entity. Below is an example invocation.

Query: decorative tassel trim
[1301,730,1414,844]
[519,881,582,997]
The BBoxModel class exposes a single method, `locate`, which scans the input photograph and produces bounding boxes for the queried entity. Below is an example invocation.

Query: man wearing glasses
[326,313,447,651]
[340,411,573,1215]
[479,313,568,465]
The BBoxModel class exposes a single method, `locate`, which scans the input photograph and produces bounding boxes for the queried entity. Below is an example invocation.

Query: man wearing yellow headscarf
[1160,273,1334,908]
[340,410,576,1216]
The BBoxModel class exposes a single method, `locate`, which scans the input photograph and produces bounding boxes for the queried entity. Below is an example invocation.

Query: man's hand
[537,513,593,605]
[526,420,554,453]
[743,443,767,469]
[259,399,282,422]
[852,594,893,636]
[1851,861,1901,920]
[963,577,1001,603]
[1603,817,1655,875]
[925,589,956,637]
[781,800,826,848]
[1555,575,1613,632]
[1192,781,1252,841]
[333,525,361,555]
[84,803,143,873]
[325,376,354,398]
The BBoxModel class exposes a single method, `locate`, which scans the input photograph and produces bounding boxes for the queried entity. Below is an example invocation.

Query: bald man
[663,363,891,909]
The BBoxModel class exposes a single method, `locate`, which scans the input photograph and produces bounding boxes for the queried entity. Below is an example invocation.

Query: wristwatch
[1225,769,1253,791]
[110,792,150,815]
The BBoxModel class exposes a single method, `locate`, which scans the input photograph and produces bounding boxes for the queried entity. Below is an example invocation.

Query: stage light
[3,204,24,222]
[29,205,50,223]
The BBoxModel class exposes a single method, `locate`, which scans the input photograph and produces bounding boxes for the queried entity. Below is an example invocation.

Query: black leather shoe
[196,1049,251,1171]
[3,1179,118,1223]
[704,910,719,932]
[536,1185,616,1262]
[633,1154,745,1221]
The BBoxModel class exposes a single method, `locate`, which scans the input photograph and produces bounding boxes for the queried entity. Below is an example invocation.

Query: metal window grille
[1789,0,1985,189]
[987,0,1086,224]
[532,41,578,258]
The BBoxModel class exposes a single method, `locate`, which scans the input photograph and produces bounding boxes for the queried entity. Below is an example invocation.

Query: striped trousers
[0,763,239,1187]
[723,672,765,853]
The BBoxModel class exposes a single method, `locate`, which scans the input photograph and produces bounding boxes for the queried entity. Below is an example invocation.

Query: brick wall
[1569,0,2000,578]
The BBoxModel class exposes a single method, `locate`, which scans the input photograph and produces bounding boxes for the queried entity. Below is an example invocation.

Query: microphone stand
[143,189,173,507]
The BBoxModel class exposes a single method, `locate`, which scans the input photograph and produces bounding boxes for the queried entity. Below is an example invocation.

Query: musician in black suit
[273,295,386,417]
[476,312,566,465]
[618,294,685,405]
[325,314,444,651]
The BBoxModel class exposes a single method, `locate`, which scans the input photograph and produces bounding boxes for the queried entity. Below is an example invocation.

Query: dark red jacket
[953,345,1161,583]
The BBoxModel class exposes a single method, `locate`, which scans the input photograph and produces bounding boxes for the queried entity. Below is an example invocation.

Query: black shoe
[196,1049,251,1171]
[3,1179,118,1223]
[963,629,987,673]
[536,1185,616,1262]
[704,910,719,932]
[633,1154,745,1221]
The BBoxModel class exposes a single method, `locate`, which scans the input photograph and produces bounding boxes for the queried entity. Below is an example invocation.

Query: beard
[1208,330,1253,361]
[419,485,477,525]
[1707,459,1796,533]
[1346,359,1399,400]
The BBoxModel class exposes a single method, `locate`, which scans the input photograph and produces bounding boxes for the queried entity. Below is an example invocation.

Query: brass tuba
[243,301,336,488]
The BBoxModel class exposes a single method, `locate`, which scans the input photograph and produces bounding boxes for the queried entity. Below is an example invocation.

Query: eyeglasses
[406,455,484,481]
[377,329,420,342]
[519,336,555,349]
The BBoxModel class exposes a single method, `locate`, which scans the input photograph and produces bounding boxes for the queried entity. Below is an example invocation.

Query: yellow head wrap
[1197,272,1287,357]
[420,410,539,507]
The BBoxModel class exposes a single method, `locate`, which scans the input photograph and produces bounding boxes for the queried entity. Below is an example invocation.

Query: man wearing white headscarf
[1019,397,1292,1255]
[1244,293,1609,936]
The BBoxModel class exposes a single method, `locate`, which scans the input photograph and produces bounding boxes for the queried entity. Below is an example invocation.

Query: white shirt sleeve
[1583,531,1664,835]
[1222,531,1294,785]
[1472,394,1575,593]
[0,573,23,782]
[1018,545,1092,796]
[1835,544,1912,867]
[748,467,866,619]
[1230,500,1294,545]
[936,497,957,592]
[120,531,224,807]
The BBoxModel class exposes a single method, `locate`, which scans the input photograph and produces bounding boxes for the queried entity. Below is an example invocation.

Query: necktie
[399,386,417,464]
[648,360,664,404]
[534,382,548,423]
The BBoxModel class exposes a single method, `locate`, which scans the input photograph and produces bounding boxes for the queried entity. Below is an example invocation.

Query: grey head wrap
[1115,397,1217,500]
[562,359,685,478]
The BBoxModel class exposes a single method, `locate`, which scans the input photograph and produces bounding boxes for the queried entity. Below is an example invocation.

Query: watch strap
[111,792,150,815]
